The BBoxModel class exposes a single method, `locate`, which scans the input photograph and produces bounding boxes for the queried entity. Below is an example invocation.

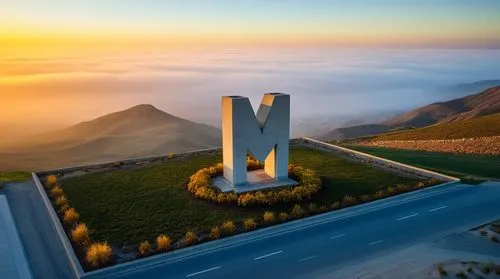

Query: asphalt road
[111,182,500,279]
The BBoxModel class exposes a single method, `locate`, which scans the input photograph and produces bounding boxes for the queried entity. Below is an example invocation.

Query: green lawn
[61,146,420,247]
[344,145,500,179]
[0,171,31,182]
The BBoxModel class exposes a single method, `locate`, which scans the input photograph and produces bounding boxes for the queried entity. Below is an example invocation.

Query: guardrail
[301,137,460,182]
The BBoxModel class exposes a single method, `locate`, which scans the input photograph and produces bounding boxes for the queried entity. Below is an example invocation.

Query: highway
[105,182,500,279]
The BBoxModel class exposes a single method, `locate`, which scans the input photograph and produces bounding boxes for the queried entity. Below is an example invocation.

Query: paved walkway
[0,193,32,279]
[5,182,75,279]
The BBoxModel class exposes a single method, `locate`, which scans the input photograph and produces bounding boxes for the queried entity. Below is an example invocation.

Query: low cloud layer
[2,48,500,131]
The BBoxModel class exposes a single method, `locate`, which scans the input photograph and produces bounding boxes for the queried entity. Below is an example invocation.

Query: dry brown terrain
[364,136,500,156]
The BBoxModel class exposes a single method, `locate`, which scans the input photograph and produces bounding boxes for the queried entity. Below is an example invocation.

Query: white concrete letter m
[222,93,290,186]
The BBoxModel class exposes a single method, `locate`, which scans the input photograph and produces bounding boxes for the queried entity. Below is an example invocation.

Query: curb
[31,172,84,278]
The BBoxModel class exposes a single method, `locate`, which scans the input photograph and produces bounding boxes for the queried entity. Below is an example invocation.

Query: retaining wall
[301,137,460,182]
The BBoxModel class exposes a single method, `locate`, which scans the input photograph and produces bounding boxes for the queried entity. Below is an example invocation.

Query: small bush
[63,208,80,225]
[86,242,112,268]
[436,264,447,276]
[51,186,64,198]
[308,203,318,213]
[455,270,467,278]
[166,153,175,159]
[46,175,58,188]
[55,196,68,208]
[221,221,236,235]
[341,195,358,207]
[156,234,172,251]
[491,235,499,243]
[479,228,488,236]
[331,201,340,209]
[495,264,500,275]
[481,265,491,274]
[71,223,90,246]
[263,211,276,224]
[360,194,371,202]
[187,161,321,206]
[291,204,305,218]
[279,212,289,222]
[58,204,70,214]
[209,227,221,240]
[318,205,328,212]
[184,231,198,246]
[466,266,473,273]
[243,219,257,231]
[139,240,152,256]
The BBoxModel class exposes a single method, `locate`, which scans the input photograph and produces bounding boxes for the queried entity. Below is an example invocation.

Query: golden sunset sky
[1,0,500,137]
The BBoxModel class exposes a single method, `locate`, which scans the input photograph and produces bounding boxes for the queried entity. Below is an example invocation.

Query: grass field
[0,171,31,182]
[368,113,500,141]
[345,145,500,179]
[61,146,421,247]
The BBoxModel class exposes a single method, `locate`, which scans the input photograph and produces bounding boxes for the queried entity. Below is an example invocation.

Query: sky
[2,0,500,48]
[1,0,500,138]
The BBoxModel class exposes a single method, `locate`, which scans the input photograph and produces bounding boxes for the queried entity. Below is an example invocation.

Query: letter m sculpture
[222,93,290,186]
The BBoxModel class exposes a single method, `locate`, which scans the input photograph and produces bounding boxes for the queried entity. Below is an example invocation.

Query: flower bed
[187,158,322,206]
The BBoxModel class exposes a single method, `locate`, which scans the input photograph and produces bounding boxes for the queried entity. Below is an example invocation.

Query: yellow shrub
[63,208,80,225]
[263,211,276,224]
[46,175,58,188]
[86,242,112,268]
[341,195,358,207]
[243,218,257,231]
[51,186,64,198]
[139,240,152,256]
[291,204,304,218]
[279,212,289,222]
[187,161,322,206]
[156,234,172,251]
[58,204,70,214]
[71,223,90,246]
[308,203,318,213]
[209,227,221,240]
[331,201,340,209]
[55,196,68,208]
[221,221,236,235]
[184,231,198,246]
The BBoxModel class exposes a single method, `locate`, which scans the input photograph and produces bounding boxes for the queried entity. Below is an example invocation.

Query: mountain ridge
[319,85,500,141]
[0,104,221,170]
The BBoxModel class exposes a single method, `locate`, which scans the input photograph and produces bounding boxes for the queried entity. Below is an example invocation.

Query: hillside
[320,124,391,142]
[320,85,500,140]
[0,104,221,170]
[367,113,500,141]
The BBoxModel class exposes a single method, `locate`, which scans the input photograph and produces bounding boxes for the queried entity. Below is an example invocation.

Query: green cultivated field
[61,146,420,247]
[0,171,31,182]
[345,145,500,179]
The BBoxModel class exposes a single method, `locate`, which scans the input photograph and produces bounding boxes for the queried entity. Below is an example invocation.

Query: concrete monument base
[212,170,298,194]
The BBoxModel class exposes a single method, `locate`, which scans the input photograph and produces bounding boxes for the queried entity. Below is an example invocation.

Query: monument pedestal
[212,169,298,194]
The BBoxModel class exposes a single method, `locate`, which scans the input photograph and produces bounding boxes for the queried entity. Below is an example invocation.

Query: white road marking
[396,213,419,221]
[429,205,447,212]
[254,250,283,260]
[330,233,346,239]
[298,255,318,262]
[368,240,383,246]
[185,266,221,277]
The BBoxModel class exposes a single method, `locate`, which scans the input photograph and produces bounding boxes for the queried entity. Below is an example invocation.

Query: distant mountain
[0,104,221,170]
[438,79,500,99]
[319,86,500,140]
[365,113,500,141]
